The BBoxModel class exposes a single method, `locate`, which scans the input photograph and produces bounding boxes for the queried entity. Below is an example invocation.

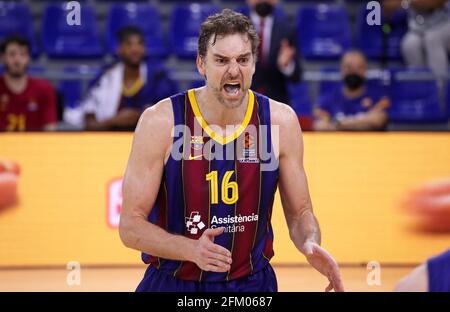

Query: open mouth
[223,82,241,96]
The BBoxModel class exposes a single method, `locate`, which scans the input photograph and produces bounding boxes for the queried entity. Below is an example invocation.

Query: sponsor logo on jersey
[184,211,258,234]
[188,136,204,160]
[188,154,203,160]
[238,133,259,163]
[191,136,204,151]
[211,213,258,233]
[185,211,206,235]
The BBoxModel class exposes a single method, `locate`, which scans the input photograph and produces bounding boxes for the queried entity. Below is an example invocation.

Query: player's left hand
[302,240,345,292]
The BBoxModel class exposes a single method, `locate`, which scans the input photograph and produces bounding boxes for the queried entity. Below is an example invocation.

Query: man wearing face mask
[244,0,301,104]
[314,50,390,131]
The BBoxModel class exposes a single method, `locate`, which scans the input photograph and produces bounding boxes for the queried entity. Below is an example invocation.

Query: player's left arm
[271,100,344,292]
[85,108,141,131]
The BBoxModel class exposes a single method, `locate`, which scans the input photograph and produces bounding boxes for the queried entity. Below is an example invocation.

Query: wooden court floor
[0,265,415,292]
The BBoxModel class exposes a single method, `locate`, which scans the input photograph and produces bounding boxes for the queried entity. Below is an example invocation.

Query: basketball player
[395,249,450,292]
[120,9,344,292]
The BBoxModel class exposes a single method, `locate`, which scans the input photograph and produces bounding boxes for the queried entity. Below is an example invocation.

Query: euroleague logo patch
[238,133,259,164]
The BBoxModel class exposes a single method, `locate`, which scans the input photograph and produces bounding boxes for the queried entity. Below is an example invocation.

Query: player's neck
[4,73,28,94]
[196,87,248,129]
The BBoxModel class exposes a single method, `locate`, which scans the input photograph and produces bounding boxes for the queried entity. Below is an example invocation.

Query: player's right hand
[192,227,233,272]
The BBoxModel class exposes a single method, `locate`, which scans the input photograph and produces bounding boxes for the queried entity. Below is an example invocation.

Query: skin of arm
[313,97,390,131]
[336,111,388,131]
[119,99,232,272]
[275,101,321,247]
[395,263,428,292]
[271,100,344,291]
[336,97,390,131]
[85,108,141,131]
[313,108,338,131]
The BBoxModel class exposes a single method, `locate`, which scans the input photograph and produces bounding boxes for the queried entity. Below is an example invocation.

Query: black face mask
[255,2,273,18]
[344,74,365,90]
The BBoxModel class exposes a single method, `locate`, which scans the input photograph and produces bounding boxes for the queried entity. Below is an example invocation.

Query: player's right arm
[119,99,232,272]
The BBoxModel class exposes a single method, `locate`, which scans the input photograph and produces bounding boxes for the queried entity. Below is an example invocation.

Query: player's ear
[196,54,206,77]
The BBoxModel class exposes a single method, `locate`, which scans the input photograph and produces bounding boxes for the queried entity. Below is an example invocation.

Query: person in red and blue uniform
[0,36,57,131]
[119,9,344,292]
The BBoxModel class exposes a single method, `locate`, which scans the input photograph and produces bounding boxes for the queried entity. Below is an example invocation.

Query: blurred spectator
[379,0,408,64]
[82,26,177,131]
[383,0,404,18]
[401,0,450,81]
[0,36,57,131]
[245,0,301,104]
[395,249,450,292]
[313,50,390,131]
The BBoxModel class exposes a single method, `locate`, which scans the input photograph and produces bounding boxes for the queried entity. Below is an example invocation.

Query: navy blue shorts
[136,264,278,292]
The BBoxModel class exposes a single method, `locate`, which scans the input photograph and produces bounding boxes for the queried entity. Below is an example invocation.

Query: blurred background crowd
[0,0,449,132]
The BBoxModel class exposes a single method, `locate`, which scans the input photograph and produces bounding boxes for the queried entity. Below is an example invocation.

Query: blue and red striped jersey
[142,89,279,282]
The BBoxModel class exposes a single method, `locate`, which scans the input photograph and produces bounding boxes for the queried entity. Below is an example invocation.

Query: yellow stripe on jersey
[187,89,255,145]
[122,77,144,97]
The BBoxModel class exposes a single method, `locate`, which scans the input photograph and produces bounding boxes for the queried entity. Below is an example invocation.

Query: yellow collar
[187,89,255,145]
[122,77,144,97]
